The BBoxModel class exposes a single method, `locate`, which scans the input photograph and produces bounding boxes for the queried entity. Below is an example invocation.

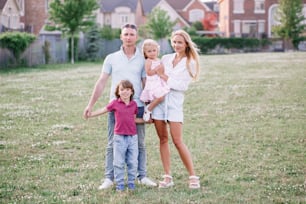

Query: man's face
[120,27,137,47]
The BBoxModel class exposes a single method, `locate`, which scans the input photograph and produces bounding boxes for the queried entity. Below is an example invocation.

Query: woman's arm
[159,57,195,91]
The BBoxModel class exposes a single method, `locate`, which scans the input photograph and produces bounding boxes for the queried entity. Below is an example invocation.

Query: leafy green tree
[192,21,203,31]
[273,0,306,50]
[146,7,176,39]
[0,32,36,65]
[48,0,98,64]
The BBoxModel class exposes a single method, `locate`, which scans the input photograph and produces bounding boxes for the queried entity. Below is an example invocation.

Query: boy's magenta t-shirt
[106,99,138,135]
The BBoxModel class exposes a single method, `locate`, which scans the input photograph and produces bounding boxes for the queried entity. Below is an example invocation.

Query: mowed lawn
[0,52,305,203]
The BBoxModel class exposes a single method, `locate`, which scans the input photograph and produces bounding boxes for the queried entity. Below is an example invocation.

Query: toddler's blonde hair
[142,39,160,59]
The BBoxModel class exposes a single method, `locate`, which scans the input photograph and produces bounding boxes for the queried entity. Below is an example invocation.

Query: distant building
[218,0,306,38]
[97,0,213,29]
[0,0,24,31]
[21,0,50,35]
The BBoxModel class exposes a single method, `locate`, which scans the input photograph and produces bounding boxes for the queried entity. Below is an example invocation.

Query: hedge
[192,37,271,53]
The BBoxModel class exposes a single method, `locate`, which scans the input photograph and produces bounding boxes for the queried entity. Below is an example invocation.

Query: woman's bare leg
[154,120,171,181]
[169,121,195,176]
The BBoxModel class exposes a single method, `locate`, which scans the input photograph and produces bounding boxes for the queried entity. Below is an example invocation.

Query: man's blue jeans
[105,107,147,181]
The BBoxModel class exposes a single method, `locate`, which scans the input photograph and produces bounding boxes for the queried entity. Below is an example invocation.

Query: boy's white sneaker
[98,178,113,190]
[138,177,157,187]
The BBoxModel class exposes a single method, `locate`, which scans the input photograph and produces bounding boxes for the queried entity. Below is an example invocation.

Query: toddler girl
[140,39,170,121]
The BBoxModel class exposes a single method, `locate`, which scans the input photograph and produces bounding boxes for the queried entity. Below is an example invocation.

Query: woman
[153,30,201,189]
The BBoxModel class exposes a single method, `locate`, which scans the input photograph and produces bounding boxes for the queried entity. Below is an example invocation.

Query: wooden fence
[0,36,176,69]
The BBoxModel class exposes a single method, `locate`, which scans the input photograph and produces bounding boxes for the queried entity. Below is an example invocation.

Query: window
[233,0,245,14]
[105,17,110,25]
[234,20,241,35]
[303,6,306,25]
[242,21,257,37]
[270,6,280,26]
[120,14,129,24]
[258,21,265,33]
[213,4,219,12]
[189,9,204,22]
[268,4,280,37]
[45,0,50,13]
[254,0,265,14]
[16,0,24,15]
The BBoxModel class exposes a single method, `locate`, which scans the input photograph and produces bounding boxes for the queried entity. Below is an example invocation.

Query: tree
[48,0,98,64]
[145,7,176,40]
[100,25,120,40]
[86,24,100,61]
[273,0,306,50]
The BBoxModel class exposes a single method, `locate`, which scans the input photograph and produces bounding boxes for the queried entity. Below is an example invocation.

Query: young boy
[87,80,143,191]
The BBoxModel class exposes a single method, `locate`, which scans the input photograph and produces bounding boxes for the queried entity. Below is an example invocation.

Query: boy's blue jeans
[105,107,146,181]
[113,134,138,185]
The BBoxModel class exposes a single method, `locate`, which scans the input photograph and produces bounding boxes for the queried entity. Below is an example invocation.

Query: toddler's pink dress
[140,59,170,103]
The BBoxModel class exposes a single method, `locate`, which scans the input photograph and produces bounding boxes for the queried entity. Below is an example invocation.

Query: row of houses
[1,0,305,39]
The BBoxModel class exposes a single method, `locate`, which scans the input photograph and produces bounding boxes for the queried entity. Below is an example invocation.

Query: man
[83,23,157,189]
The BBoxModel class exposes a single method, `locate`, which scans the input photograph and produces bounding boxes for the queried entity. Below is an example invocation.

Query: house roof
[100,0,201,14]
[100,0,212,27]
[142,0,160,15]
[0,0,7,10]
[100,0,138,12]
[205,1,218,12]
[166,0,191,10]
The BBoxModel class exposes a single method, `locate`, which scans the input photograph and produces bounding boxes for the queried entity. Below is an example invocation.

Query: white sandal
[143,106,151,122]
[189,176,200,189]
[159,175,174,188]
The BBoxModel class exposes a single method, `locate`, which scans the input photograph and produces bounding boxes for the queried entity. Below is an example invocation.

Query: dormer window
[254,0,265,14]
[233,0,245,14]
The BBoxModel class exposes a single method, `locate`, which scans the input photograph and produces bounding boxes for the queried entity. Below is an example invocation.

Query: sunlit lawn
[0,52,305,203]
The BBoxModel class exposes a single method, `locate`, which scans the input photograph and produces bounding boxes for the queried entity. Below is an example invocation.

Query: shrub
[42,40,51,64]
[192,37,272,53]
[0,32,36,63]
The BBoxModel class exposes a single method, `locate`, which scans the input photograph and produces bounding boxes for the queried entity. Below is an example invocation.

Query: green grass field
[0,52,305,203]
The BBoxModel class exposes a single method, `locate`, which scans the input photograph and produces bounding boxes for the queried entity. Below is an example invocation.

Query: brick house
[0,0,52,35]
[21,0,51,35]
[218,0,306,38]
[2,0,215,35]
[97,0,212,29]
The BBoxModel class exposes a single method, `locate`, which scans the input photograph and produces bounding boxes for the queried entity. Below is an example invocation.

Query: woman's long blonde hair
[171,30,200,80]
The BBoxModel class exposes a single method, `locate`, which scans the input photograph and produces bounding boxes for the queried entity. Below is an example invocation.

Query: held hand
[146,118,154,124]
[83,106,92,120]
